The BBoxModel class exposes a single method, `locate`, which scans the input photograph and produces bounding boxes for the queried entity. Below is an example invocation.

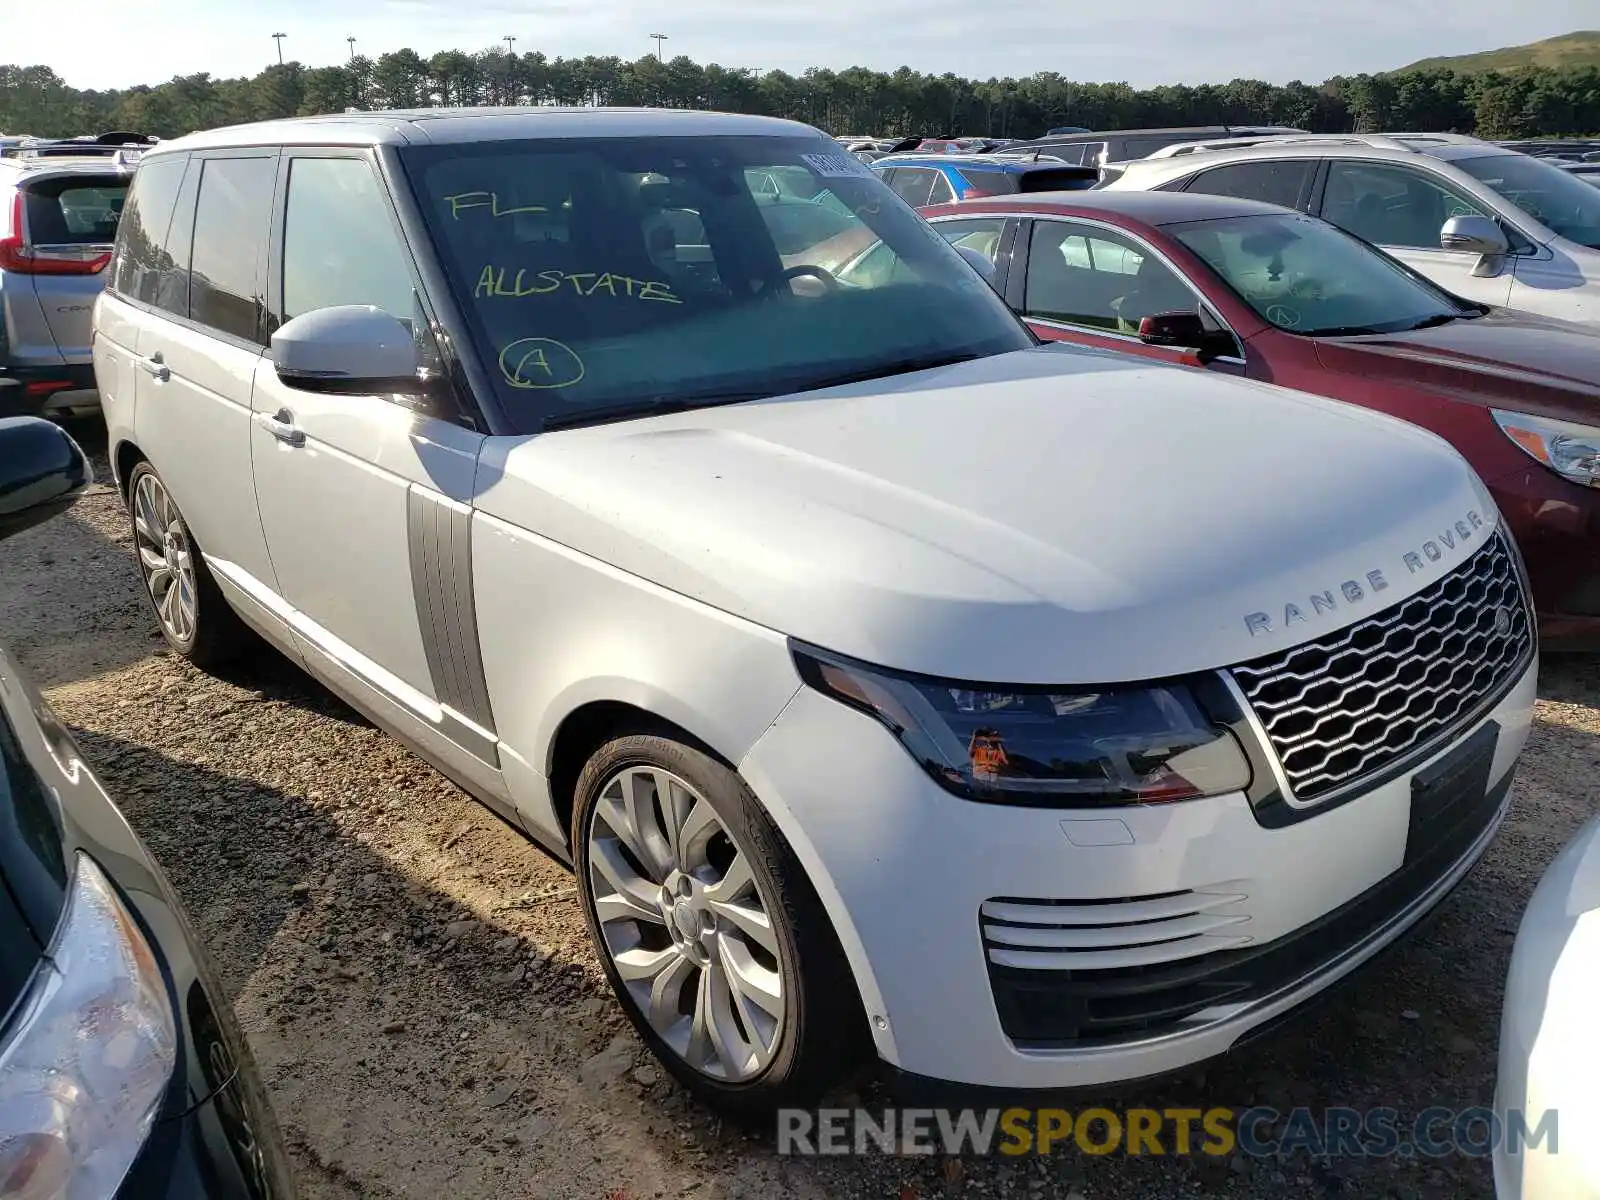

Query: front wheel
[572,732,865,1116]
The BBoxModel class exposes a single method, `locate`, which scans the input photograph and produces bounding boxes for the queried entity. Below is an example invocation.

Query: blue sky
[16,0,1597,90]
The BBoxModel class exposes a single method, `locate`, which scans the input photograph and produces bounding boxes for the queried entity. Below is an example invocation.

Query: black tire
[572,731,867,1118]
[126,462,255,670]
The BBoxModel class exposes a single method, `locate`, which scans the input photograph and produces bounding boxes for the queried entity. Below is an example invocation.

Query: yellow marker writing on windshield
[497,337,586,389]
[444,191,551,220]
[473,266,682,304]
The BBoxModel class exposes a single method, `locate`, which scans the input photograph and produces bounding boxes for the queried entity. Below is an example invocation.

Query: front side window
[110,155,185,301]
[281,156,416,322]
[189,156,277,344]
[928,171,956,205]
[1452,153,1600,250]
[1171,211,1468,336]
[1024,220,1195,331]
[1320,161,1487,250]
[1186,160,1313,210]
[402,135,1029,432]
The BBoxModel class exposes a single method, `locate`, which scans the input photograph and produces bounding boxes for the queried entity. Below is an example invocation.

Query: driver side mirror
[271,305,430,397]
[0,417,92,543]
[1439,215,1509,279]
[1137,310,1236,363]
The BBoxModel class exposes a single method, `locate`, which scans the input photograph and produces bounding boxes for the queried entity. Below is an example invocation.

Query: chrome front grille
[1231,533,1532,802]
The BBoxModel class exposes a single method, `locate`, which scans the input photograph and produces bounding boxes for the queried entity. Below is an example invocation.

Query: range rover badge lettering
[1244,510,1483,636]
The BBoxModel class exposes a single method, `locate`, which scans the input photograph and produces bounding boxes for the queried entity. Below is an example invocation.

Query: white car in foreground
[94,107,1537,1112]
[1496,813,1600,1198]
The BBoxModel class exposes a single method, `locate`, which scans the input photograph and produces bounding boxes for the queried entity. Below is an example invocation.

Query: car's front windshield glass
[400,135,1030,431]
[1170,212,1468,337]
[1453,153,1600,249]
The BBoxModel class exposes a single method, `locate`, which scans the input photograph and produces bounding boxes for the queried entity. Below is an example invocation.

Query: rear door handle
[263,409,305,447]
[139,352,169,382]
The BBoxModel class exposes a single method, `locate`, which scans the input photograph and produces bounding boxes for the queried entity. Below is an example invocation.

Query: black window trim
[1012,214,1245,363]
[379,143,507,433]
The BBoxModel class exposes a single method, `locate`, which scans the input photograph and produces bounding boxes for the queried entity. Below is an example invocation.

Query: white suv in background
[94,108,1537,1111]
[1107,136,1600,323]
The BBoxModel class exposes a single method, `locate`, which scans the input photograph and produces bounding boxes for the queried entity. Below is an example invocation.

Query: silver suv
[0,144,141,417]
[1106,134,1600,324]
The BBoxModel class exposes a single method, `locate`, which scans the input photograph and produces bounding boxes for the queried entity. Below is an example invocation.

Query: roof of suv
[151,107,818,155]
[1106,136,1520,189]
[931,188,1290,224]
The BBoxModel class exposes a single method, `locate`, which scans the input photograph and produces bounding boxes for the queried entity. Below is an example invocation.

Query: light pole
[503,36,517,106]
[649,33,668,62]
[271,32,287,65]
[346,35,356,61]
[504,34,516,54]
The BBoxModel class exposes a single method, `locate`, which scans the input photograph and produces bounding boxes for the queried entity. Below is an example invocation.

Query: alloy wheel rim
[586,765,785,1082]
[133,474,197,644]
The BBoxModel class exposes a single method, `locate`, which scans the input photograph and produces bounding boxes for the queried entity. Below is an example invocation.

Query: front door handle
[139,352,169,382]
[264,409,305,447]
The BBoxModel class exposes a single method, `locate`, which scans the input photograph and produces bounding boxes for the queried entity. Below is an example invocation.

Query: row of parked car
[0,108,1596,1198]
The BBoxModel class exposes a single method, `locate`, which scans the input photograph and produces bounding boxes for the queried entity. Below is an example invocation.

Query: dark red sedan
[921,190,1600,649]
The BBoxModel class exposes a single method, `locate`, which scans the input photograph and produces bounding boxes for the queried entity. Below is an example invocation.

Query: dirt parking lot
[2,425,1596,1200]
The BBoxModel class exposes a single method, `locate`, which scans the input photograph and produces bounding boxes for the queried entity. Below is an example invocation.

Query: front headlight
[793,645,1251,806]
[1493,410,1600,489]
[0,853,177,1200]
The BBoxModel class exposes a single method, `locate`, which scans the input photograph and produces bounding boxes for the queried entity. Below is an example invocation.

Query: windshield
[401,135,1029,431]
[1453,153,1600,250]
[1170,212,1470,337]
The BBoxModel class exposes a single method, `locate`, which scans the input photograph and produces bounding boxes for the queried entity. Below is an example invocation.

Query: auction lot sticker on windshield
[801,150,871,179]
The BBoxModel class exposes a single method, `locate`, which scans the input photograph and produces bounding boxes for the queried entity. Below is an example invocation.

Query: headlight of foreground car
[0,853,177,1200]
[793,645,1251,806]
[1493,410,1600,489]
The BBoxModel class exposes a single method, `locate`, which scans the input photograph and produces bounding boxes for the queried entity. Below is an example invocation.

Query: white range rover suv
[92,108,1538,1112]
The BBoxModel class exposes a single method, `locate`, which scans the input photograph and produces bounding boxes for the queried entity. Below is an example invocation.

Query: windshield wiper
[1402,312,1465,331]
[541,392,769,432]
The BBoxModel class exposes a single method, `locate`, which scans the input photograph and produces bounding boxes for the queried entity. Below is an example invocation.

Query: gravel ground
[1,425,1595,1200]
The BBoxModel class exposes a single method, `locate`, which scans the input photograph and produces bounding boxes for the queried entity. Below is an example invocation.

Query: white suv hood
[477,346,1498,684]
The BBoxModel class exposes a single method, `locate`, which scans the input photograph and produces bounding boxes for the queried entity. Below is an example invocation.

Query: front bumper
[739,659,1537,1090]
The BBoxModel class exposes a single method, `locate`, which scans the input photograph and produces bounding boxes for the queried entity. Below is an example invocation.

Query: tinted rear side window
[1185,160,1313,210]
[957,168,1019,196]
[23,177,127,245]
[1018,168,1100,193]
[189,156,277,344]
[110,156,186,300]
